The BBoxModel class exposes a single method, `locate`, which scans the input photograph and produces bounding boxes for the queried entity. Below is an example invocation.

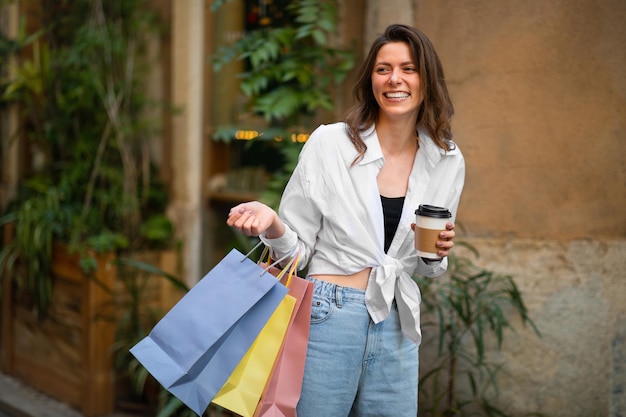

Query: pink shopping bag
[253,262,313,417]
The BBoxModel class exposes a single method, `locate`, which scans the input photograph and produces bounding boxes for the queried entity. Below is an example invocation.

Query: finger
[226,210,245,226]
[439,229,455,240]
[241,216,260,236]
[437,240,454,250]
[232,215,257,236]
[227,205,248,224]
[229,204,247,215]
[437,238,454,256]
[231,211,256,231]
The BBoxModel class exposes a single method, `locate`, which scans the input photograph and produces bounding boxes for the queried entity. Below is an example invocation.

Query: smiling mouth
[384,92,410,99]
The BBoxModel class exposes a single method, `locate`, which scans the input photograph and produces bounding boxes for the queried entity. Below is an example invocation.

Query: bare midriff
[311,267,371,290]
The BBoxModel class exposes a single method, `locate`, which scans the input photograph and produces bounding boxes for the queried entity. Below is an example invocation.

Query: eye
[404,66,417,73]
[375,66,390,74]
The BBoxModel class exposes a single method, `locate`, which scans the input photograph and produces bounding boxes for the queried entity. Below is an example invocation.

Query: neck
[376,117,418,155]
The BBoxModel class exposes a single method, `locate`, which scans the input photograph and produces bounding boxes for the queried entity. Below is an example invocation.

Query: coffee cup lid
[415,204,451,218]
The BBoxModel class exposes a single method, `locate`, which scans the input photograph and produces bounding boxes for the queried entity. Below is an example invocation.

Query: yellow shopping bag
[212,252,300,417]
[211,293,296,416]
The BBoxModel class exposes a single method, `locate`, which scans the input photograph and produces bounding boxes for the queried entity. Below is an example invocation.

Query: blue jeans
[297,278,419,417]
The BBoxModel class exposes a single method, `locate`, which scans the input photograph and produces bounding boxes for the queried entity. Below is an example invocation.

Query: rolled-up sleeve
[414,256,448,278]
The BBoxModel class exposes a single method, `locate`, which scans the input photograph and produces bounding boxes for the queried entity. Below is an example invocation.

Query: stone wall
[443,238,625,416]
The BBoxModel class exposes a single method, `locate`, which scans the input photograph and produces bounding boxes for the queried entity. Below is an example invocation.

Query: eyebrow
[375,61,415,66]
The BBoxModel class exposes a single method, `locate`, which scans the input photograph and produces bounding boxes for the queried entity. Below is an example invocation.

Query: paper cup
[414,204,451,259]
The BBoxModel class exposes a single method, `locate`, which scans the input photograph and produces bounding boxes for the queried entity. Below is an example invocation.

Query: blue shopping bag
[130,248,289,416]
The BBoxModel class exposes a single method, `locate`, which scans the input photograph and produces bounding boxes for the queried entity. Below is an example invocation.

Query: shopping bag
[211,254,301,417]
[130,248,289,416]
[211,293,296,416]
[254,262,314,417]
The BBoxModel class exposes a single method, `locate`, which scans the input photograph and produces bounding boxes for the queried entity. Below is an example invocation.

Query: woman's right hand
[227,201,285,238]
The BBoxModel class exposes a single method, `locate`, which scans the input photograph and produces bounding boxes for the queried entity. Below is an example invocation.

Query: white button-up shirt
[262,122,465,344]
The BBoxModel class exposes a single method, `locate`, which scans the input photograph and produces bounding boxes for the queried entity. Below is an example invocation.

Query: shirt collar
[357,125,457,168]
[419,129,461,167]
[357,125,384,166]
[418,129,444,168]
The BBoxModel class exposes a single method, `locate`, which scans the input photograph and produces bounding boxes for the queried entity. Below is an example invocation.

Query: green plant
[210,0,354,208]
[414,243,543,417]
[212,0,354,131]
[0,0,172,314]
[0,14,43,93]
[0,180,59,314]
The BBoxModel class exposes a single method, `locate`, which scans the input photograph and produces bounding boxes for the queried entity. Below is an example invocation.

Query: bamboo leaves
[0,183,59,315]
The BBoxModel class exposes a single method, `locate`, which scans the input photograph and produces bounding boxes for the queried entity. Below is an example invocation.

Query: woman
[227,24,465,417]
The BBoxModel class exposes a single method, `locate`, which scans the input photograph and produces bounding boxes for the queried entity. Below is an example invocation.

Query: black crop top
[380,195,405,253]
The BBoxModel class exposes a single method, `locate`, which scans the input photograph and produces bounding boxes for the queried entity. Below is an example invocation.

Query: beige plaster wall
[359,0,626,236]
[415,0,625,240]
[408,1,626,415]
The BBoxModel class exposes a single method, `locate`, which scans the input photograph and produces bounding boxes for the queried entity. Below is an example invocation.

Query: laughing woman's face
[371,41,424,122]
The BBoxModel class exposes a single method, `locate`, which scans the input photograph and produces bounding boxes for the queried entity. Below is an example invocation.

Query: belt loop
[335,285,343,308]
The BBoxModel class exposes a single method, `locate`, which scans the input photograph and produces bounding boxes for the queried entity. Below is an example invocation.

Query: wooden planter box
[1,244,117,417]
[115,249,184,317]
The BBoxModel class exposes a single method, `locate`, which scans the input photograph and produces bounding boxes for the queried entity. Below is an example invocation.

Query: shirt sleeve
[414,256,448,277]
[447,155,466,223]
[411,145,465,278]
[260,137,323,270]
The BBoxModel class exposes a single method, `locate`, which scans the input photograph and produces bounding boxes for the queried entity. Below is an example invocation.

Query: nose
[389,69,401,85]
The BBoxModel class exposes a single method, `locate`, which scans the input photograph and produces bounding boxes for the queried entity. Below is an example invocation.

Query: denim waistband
[306,276,366,304]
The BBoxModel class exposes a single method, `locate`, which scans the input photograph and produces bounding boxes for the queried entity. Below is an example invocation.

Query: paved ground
[0,372,138,417]
[0,371,84,417]
[0,402,26,417]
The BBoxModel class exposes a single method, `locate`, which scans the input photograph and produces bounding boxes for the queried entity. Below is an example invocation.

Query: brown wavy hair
[344,24,455,163]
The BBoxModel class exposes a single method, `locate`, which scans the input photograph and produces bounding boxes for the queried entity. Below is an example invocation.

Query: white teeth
[385,92,409,99]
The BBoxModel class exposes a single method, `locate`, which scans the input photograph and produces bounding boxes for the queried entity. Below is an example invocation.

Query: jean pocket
[309,293,334,323]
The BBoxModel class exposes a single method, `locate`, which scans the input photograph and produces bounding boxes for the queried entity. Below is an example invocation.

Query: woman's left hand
[411,222,456,258]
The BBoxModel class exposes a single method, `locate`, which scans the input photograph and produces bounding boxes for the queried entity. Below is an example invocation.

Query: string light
[235,130,260,140]
[234,130,309,142]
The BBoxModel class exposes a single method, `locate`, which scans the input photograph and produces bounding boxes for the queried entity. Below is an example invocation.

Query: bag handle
[282,252,301,287]
[259,245,301,287]
[243,240,289,270]
[243,240,300,285]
